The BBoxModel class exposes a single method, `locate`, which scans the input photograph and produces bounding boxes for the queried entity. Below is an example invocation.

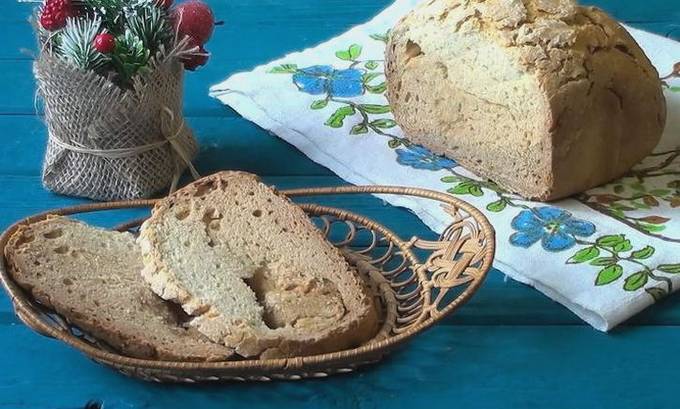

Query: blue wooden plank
[1,324,679,409]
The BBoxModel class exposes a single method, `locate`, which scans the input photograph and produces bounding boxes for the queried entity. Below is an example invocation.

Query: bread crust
[386,0,666,200]
[139,172,380,359]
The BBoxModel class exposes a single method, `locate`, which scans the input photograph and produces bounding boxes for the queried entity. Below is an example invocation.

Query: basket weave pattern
[0,186,495,383]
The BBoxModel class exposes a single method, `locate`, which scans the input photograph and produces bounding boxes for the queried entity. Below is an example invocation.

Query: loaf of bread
[138,171,380,359]
[386,0,666,200]
[5,216,232,361]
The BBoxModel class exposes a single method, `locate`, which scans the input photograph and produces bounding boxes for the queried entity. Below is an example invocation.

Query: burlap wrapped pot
[34,54,198,201]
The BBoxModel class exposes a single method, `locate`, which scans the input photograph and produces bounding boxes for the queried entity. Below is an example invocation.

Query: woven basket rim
[0,185,495,373]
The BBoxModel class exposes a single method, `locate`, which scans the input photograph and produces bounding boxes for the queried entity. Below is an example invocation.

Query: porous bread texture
[5,216,232,361]
[386,0,666,200]
[138,171,380,359]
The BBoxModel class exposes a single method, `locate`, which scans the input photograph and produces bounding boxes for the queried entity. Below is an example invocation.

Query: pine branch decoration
[126,4,172,54]
[110,29,150,83]
[57,17,108,71]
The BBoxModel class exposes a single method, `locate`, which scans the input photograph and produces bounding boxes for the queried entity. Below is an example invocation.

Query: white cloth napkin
[210,0,680,331]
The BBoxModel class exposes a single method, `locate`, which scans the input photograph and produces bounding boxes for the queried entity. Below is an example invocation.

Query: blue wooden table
[1,1,679,408]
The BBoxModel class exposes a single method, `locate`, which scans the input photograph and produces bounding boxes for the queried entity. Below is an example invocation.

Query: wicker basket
[0,185,495,383]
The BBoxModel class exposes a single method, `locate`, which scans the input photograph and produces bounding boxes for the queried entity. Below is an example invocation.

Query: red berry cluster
[39,0,73,31]
[173,0,215,71]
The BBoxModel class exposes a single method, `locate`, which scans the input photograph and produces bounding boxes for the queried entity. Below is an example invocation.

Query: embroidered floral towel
[210,0,680,331]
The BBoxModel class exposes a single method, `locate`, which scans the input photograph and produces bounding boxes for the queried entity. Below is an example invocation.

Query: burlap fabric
[34,54,198,201]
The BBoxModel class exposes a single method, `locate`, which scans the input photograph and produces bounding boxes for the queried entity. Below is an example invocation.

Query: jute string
[49,107,200,177]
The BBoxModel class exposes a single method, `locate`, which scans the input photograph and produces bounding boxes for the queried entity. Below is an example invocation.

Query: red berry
[173,0,215,45]
[181,37,209,71]
[40,0,73,31]
[156,0,173,8]
[93,33,115,54]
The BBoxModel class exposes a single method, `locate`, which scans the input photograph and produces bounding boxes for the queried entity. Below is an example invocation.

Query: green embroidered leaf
[631,246,655,260]
[610,203,635,212]
[310,99,328,110]
[658,264,680,274]
[630,182,646,192]
[369,30,391,43]
[365,60,379,70]
[350,123,369,135]
[596,235,625,248]
[650,189,671,197]
[670,86,680,93]
[388,139,401,148]
[325,106,356,128]
[336,51,351,61]
[268,64,298,74]
[363,72,382,83]
[359,104,391,114]
[632,200,651,210]
[595,264,623,286]
[336,44,362,61]
[639,223,666,233]
[613,185,625,194]
[646,286,667,302]
[486,199,507,212]
[623,271,648,291]
[590,257,617,266]
[567,246,600,264]
[613,239,633,253]
[448,182,475,195]
[469,185,484,197]
[366,82,387,94]
[349,44,362,59]
[370,119,397,129]
[441,176,460,183]
[610,209,625,219]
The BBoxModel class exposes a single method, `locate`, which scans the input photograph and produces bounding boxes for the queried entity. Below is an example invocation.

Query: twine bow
[49,105,200,194]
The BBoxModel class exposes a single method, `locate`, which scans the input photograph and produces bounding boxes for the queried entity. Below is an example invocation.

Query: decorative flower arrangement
[35,0,216,86]
[28,0,216,201]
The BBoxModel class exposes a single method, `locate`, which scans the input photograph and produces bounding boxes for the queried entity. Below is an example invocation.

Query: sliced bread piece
[5,216,233,361]
[138,171,380,359]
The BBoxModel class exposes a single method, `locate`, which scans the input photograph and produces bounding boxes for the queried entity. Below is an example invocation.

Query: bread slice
[138,171,380,359]
[386,0,665,200]
[5,216,233,361]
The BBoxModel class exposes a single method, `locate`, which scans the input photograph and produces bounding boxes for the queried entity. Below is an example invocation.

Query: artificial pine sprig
[126,4,172,54]
[57,16,108,71]
[110,29,150,83]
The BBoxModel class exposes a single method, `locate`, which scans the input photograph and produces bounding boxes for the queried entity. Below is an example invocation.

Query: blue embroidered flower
[395,145,457,171]
[510,207,596,252]
[293,65,364,98]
